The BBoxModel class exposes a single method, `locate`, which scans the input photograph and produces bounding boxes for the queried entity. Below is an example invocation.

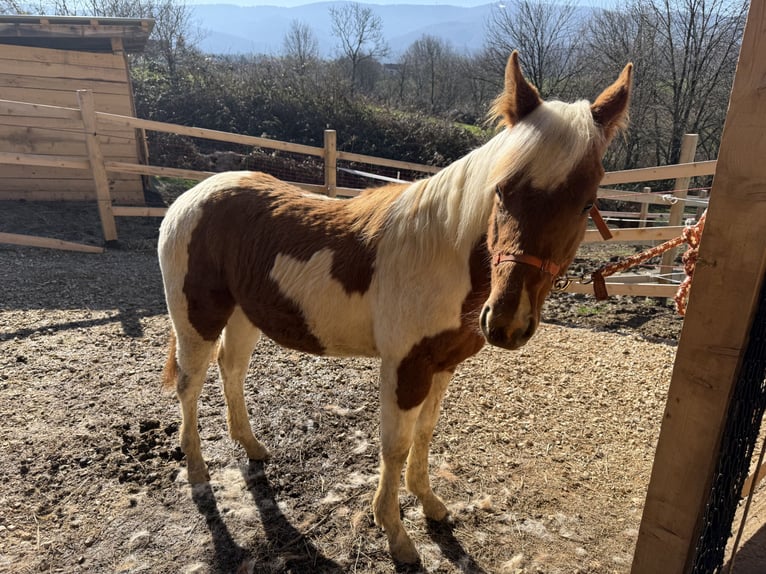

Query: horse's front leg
[373,359,426,564]
[405,370,452,521]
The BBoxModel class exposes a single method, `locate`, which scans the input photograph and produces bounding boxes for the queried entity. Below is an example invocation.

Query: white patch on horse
[371,241,471,359]
[269,248,377,356]
[516,285,533,327]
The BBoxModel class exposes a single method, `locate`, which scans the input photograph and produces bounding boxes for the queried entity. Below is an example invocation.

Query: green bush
[130,52,487,170]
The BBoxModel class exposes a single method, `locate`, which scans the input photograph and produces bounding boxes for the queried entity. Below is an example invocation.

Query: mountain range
[190,2,497,57]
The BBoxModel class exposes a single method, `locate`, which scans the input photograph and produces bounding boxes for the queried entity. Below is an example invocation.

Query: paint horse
[158,52,632,563]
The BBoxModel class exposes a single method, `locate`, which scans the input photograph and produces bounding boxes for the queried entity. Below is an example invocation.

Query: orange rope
[674,211,706,315]
[590,211,707,315]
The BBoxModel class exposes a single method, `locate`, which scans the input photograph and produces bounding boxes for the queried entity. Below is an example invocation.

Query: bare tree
[586,0,745,166]
[147,0,200,76]
[0,0,25,12]
[459,51,501,120]
[282,19,319,69]
[647,0,747,163]
[585,2,662,169]
[483,0,585,99]
[329,2,388,95]
[401,36,447,113]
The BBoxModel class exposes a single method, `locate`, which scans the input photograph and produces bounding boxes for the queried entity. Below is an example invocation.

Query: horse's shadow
[190,464,343,573]
[192,462,488,573]
[242,460,345,573]
[190,483,250,573]
[425,518,489,574]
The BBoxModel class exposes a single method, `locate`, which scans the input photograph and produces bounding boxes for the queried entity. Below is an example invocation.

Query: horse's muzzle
[479,304,537,350]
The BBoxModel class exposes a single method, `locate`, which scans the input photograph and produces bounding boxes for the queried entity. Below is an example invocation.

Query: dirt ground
[0,199,760,573]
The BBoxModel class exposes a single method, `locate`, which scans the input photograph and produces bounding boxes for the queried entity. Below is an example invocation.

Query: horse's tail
[162,329,178,391]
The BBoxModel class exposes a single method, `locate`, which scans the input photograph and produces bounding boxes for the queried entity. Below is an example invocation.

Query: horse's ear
[591,63,633,142]
[491,51,542,126]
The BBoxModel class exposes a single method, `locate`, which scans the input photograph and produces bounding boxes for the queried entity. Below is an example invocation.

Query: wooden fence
[0,91,716,299]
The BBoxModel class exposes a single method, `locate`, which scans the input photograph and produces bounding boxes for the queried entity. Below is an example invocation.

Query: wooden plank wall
[0,44,145,204]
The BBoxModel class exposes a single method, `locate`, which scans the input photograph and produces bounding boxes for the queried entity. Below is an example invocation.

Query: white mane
[383,99,601,257]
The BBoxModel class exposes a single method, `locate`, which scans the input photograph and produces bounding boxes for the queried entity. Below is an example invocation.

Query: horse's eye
[582,202,594,214]
[495,186,503,200]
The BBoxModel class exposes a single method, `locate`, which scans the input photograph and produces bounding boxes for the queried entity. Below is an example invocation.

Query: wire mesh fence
[145,132,325,186]
[691,276,766,572]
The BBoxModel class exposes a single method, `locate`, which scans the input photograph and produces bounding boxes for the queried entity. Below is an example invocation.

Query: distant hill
[190,2,495,57]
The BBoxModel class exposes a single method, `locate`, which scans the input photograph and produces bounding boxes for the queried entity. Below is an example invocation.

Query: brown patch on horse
[183,173,405,352]
[396,242,491,410]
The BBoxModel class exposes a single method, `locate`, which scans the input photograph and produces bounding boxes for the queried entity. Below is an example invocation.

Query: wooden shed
[0,15,153,204]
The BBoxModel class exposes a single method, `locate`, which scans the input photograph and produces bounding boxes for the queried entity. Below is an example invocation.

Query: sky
[184,0,616,7]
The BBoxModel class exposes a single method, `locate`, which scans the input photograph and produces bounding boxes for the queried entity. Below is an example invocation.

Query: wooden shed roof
[0,15,154,53]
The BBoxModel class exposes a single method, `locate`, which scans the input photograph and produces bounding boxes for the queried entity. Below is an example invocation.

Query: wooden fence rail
[0,92,716,299]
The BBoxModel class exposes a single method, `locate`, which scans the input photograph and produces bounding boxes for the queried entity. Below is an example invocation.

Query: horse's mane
[488,100,601,190]
[363,99,601,258]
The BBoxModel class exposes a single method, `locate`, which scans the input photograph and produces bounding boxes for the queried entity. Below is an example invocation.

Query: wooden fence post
[324,129,337,197]
[638,187,651,228]
[77,89,118,244]
[660,133,698,279]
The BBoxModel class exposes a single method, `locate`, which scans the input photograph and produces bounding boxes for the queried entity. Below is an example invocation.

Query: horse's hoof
[422,497,449,521]
[247,447,271,462]
[242,438,270,461]
[390,537,420,564]
[187,467,211,484]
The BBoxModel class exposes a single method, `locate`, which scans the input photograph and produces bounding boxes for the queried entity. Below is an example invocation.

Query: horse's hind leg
[405,370,452,521]
[217,306,269,461]
[173,329,218,484]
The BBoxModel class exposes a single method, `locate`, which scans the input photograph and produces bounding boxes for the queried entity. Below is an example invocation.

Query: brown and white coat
[158,52,632,563]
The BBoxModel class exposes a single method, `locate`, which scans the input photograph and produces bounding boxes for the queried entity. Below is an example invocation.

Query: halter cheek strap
[493,253,561,278]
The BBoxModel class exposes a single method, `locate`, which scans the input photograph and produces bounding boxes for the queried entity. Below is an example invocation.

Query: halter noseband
[493,253,561,278]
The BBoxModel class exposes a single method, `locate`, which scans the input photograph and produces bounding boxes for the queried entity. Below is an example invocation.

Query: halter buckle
[552,276,572,292]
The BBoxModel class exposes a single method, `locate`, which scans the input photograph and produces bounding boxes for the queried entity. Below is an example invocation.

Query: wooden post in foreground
[77,89,118,244]
[324,129,337,197]
[632,3,766,573]
[660,133,698,280]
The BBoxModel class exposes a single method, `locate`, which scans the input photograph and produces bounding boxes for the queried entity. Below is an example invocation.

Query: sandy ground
[0,200,762,573]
